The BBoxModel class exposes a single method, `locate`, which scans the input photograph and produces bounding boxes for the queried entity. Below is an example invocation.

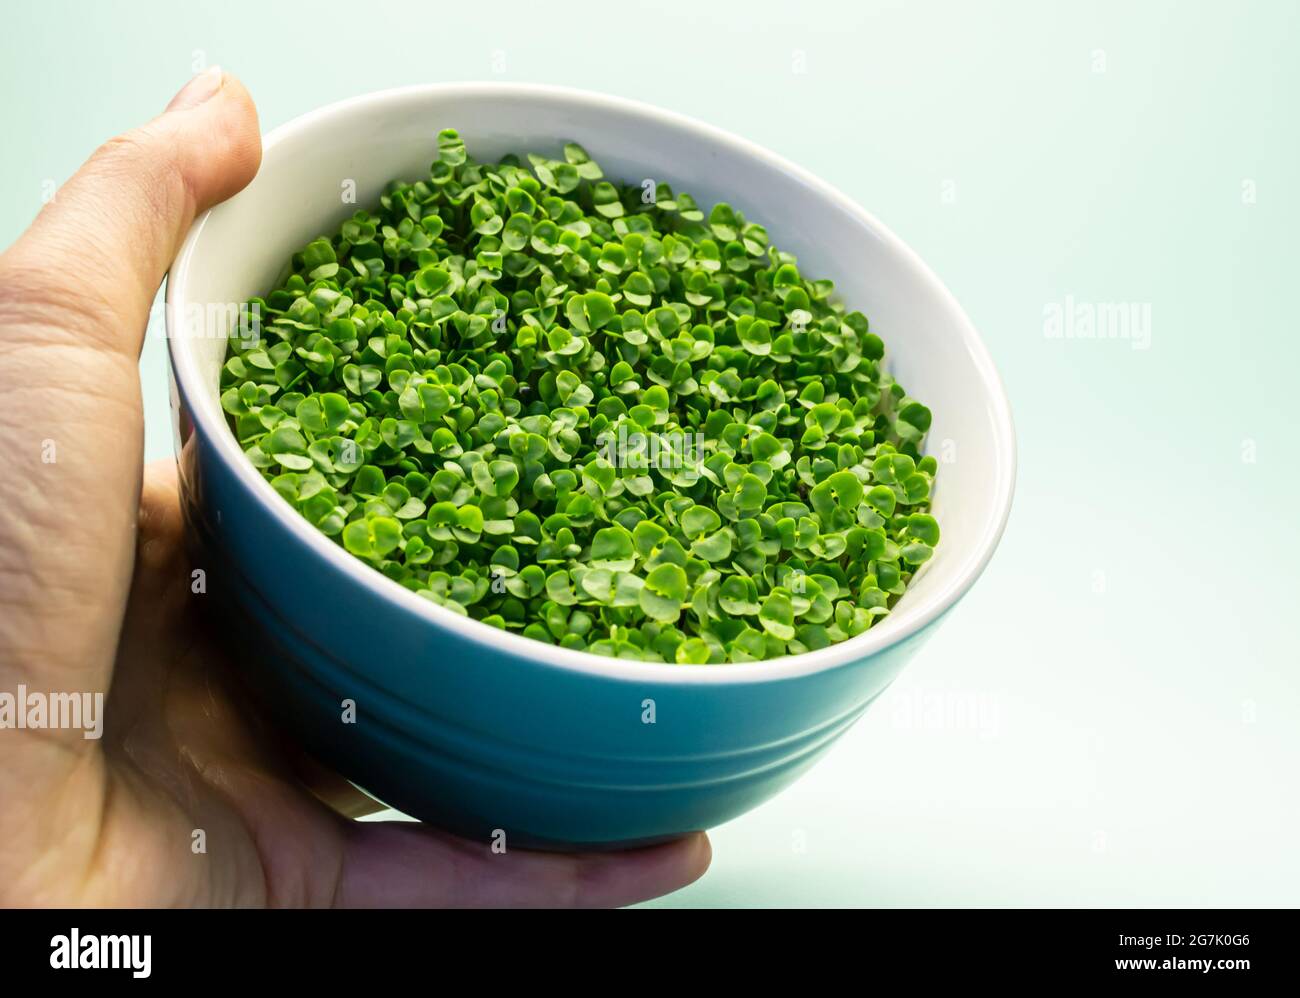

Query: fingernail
[166,65,224,112]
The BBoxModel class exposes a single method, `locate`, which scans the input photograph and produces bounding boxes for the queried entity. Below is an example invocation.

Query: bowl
[166,83,1015,849]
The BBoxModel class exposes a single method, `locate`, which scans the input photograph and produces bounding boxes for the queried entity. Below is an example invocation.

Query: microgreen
[222,130,940,664]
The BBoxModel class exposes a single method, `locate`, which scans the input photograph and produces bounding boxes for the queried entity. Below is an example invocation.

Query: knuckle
[86,126,190,235]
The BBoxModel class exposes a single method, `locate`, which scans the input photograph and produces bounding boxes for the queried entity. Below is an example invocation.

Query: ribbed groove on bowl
[289,656,877,793]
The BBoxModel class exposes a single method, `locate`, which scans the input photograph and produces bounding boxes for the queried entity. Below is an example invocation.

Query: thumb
[2,66,261,351]
[0,71,260,785]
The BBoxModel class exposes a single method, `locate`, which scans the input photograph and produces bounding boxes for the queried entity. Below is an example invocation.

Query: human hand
[0,68,710,907]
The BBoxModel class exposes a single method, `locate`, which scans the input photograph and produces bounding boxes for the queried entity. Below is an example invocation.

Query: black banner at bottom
[0,908,1282,985]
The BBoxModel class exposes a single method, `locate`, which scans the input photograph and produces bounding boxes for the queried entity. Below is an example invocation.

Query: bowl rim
[167,80,1017,686]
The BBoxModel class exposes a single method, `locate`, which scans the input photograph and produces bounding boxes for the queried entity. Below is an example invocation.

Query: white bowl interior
[169,84,1014,681]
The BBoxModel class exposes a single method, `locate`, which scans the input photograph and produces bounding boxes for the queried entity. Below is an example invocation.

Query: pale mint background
[2,0,1296,906]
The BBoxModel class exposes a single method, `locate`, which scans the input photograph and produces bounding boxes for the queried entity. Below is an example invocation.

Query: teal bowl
[166,84,1016,849]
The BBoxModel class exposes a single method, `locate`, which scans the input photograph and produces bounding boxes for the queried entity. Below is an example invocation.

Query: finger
[1,67,261,352]
[335,824,712,908]
[0,75,261,792]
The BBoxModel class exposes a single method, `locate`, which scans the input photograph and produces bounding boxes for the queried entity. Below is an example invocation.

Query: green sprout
[221,130,940,664]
